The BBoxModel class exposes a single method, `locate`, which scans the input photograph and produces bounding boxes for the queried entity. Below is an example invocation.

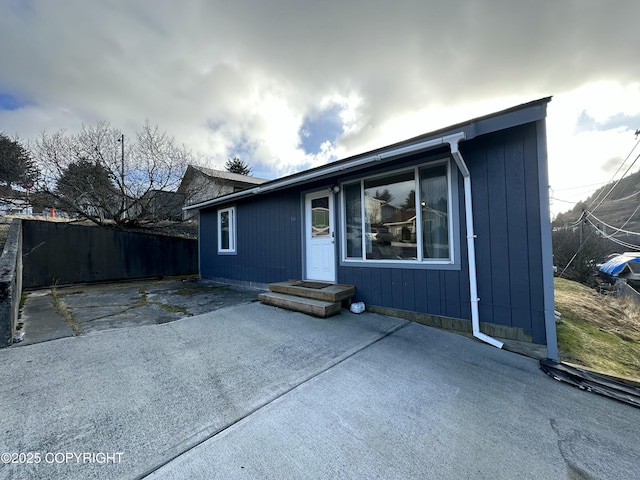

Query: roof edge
[184,97,552,211]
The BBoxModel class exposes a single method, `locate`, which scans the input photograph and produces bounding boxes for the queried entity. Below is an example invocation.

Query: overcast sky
[1,0,639,218]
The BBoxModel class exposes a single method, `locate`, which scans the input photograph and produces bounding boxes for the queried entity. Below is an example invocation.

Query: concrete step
[268,280,355,304]
[258,292,342,318]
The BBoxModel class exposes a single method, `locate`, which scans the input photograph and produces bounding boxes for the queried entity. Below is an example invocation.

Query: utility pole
[117,134,126,219]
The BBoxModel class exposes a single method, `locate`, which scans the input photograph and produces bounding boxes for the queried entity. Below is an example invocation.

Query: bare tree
[32,121,199,227]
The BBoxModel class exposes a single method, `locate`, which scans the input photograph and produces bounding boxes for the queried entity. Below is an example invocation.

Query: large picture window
[218,206,236,253]
[343,162,451,263]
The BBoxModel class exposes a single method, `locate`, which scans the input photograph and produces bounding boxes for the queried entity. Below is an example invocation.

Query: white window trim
[340,159,455,265]
[217,206,236,254]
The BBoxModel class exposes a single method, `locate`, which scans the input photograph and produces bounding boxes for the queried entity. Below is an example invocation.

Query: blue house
[185,98,558,359]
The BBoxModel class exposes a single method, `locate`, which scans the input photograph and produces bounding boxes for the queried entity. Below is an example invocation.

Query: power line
[617,202,640,232]
[557,213,597,278]
[588,137,640,208]
[595,189,640,205]
[553,216,586,260]
[589,139,640,213]
[584,216,640,250]
[553,181,609,192]
[553,208,587,229]
[556,204,640,280]
[607,236,640,251]
[550,196,585,204]
[585,210,640,237]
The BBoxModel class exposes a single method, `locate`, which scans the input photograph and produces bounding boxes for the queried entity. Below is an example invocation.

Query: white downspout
[444,133,504,349]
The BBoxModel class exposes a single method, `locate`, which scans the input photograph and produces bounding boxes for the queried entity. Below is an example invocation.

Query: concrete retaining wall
[0,219,23,348]
[22,220,198,289]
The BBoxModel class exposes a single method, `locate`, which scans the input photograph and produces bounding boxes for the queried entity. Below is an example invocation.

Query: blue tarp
[598,254,640,277]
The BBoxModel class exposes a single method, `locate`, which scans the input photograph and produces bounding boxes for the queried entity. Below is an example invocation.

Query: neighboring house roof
[599,253,640,278]
[178,165,269,216]
[142,189,184,199]
[185,97,551,212]
[188,165,268,186]
[178,165,269,210]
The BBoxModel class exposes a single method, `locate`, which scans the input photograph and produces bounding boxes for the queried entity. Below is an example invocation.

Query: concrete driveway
[1,299,639,479]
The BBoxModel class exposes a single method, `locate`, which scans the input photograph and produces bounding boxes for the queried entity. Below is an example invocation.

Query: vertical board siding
[390,269,404,309]
[199,121,547,344]
[338,123,546,344]
[485,139,512,320]
[426,270,443,317]
[402,270,416,312]
[505,136,532,331]
[524,124,547,343]
[465,123,545,343]
[369,268,382,306]
[472,145,494,319]
[444,270,461,319]
[413,270,428,313]
[200,190,303,283]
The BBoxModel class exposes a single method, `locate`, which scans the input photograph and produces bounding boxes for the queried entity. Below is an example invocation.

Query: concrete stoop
[259,280,355,318]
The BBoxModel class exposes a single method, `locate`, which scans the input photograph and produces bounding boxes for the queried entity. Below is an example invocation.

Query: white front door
[305,191,336,282]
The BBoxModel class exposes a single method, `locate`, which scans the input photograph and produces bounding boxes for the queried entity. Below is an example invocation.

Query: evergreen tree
[225,158,252,175]
[0,132,38,188]
[374,188,393,203]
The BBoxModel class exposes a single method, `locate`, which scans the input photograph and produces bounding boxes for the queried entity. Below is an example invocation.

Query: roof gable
[191,165,268,185]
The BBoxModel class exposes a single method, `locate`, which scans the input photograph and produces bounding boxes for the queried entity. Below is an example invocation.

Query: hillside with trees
[553,169,640,235]
[552,169,640,286]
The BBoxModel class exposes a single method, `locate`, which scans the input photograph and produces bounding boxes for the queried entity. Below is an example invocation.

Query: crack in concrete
[549,418,598,480]
[51,288,83,336]
[63,296,191,323]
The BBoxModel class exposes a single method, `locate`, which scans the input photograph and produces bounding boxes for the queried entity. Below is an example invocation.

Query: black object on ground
[540,358,640,409]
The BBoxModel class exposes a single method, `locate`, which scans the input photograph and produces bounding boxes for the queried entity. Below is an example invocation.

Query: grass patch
[153,302,190,315]
[555,277,640,380]
[19,292,28,311]
[133,285,191,316]
[51,287,82,336]
[176,285,229,296]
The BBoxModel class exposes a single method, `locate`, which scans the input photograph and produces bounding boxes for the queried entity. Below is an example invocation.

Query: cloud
[600,156,626,174]
[299,104,344,155]
[576,110,640,134]
[0,0,639,183]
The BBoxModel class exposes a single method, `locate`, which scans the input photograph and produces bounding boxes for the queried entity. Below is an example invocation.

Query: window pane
[364,171,417,260]
[311,197,330,237]
[220,210,230,250]
[344,183,362,258]
[420,165,449,259]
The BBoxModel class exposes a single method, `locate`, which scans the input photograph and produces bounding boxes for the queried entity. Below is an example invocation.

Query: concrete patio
[1,298,639,479]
